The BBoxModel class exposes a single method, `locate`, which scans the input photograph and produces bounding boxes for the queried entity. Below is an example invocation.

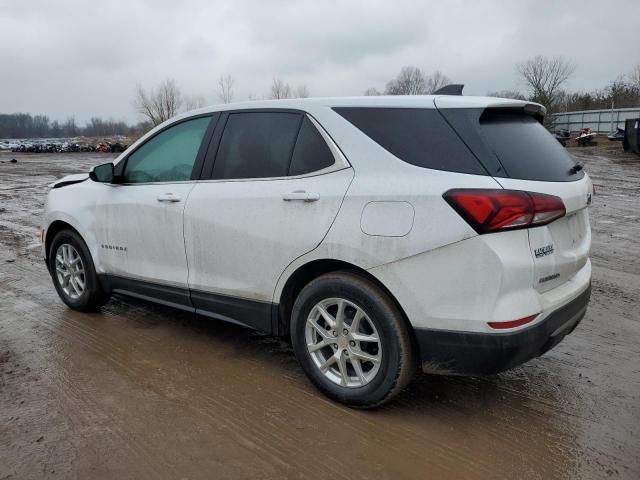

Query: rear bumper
[415,285,591,375]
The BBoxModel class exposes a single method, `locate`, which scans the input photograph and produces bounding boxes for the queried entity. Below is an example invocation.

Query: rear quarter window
[333,107,486,175]
[289,117,335,176]
[439,108,583,182]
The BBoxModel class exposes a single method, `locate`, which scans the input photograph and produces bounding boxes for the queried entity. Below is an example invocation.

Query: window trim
[113,113,218,186]
[199,108,350,183]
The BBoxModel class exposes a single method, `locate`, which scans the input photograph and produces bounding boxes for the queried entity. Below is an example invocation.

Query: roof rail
[433,84,464,96]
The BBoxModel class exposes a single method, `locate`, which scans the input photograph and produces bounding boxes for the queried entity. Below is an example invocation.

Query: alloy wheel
[55,243,86,299]
[305,298,382,387]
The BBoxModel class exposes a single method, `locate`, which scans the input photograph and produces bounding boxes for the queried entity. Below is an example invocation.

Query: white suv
[43,96,592,407]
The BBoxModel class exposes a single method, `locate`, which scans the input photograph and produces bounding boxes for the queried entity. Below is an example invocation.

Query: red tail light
[443,189,566,234]
[488,314,538,330]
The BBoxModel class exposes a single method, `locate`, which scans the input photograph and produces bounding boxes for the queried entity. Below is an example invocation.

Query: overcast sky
[1,0,638,123]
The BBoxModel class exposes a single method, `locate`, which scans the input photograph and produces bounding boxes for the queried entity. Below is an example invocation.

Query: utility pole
[610,98,615,133]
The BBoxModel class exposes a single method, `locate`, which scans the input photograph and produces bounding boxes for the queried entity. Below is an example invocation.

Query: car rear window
[333,107,486,175]
[439,108,584,182]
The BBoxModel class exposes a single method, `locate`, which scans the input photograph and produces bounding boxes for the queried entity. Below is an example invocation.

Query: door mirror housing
[90,162,114,183]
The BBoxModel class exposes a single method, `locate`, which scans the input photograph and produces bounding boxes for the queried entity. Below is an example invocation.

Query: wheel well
[45,221,80,264]
[276,259,415,347]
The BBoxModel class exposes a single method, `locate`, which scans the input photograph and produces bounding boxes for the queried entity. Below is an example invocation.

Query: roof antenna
[432,84,464,96]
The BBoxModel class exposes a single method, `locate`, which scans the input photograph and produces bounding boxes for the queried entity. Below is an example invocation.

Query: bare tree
[364,87,381,96]
[217,74,235,103]
[294,84,310,98]
[516,55,575,109]
[269,78,292,99]
[134,79,183,126]
[183,95,206,111]
[385,66,426,95]
[487,90,527,100]
[628,64,640,90]
[425,71,452,93]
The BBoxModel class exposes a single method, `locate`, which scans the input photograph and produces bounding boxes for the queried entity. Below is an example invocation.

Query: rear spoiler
[480,104,546,124]
[433,84,464,96]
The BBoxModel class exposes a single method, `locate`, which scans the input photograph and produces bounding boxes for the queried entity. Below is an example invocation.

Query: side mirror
[90,162,114,183]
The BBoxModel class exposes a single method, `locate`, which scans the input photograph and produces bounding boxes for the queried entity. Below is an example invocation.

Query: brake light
[443,189,565,234]
[488,314,538,330]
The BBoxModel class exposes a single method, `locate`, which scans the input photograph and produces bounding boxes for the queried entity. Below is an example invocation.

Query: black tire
[48,229,110,311]
[291,271,416,408]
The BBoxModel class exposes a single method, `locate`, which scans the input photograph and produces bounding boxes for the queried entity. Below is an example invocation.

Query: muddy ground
[0,147,639,479]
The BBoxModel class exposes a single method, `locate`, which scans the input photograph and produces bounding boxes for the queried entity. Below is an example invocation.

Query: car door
[183,111,354,330]
[94,115,216,305]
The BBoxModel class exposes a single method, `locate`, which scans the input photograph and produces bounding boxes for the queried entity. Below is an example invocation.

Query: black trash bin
[623,118,640,154]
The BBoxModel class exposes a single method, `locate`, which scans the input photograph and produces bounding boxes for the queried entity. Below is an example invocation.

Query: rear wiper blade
[568,163,584,175]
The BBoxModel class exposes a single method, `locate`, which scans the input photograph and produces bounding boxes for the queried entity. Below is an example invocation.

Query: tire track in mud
[236,375,504,478]
[33,311,369,480]
[57,322,476,476]
[10,314,532,477]
[1,261,477,477]
[1,288,346,479]
[2,268,493,479]
[0,291,173,479]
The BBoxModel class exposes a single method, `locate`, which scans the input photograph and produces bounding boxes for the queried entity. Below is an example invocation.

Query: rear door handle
[282,190,320,202]
[157,193,182,203]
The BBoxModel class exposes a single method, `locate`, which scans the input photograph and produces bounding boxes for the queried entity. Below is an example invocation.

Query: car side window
[212,112,302,180]
[123,116,210,183]
[289,117,335,176]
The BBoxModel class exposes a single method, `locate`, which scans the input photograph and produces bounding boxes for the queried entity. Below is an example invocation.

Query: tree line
[3,58,639,137]
[371,57,640,116]
[490,57,640,114]
[134,77,312,127]
[0,113,149,139]
[136,58,638,129]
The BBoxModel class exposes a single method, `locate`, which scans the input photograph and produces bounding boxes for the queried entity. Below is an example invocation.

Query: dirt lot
[1,147,639,479]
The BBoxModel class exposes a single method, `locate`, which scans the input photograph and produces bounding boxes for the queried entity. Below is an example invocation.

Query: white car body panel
[184,167,354,302]
[93,182,196,287]
[495,175,592,293]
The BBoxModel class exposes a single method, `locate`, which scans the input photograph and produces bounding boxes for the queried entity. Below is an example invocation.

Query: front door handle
[282,190,320,202]
[157,193,182,203]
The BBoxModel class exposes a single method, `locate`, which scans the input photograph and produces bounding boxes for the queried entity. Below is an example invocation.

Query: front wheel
[291,272,416,408]
[48,229,110,311]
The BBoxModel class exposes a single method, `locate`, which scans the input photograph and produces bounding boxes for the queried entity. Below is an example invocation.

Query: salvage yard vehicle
[42,96,593,407]
[575,127,597,146]
[607,127,625,141]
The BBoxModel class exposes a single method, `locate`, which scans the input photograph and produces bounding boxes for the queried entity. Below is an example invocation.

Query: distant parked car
[26,143,43,153]
[95,143,111,153]
[108,142,128,153]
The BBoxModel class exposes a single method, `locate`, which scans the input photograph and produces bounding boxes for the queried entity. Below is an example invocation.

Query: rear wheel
[291,272,416,408]
[48,229,109,311]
